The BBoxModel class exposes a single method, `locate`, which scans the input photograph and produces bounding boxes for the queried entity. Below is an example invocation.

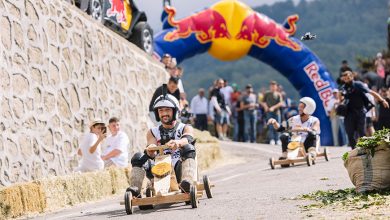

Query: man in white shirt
[220,79,234,107]
[102,117,130,168]
[268,97,320,159]
[190,88,209,131]
[76,119,106,172]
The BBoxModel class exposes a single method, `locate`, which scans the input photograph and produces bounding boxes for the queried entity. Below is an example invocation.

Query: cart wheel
[190,185,198,208]
[139,188,154,210]
[203,175,213,199]
[124,191,133,215]
[324,148,329,161]
[269,158,275,169]
[305,155,312,167]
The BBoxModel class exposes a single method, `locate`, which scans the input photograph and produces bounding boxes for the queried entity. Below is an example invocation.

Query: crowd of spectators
[76,52,390,174]
[150,53,390,149]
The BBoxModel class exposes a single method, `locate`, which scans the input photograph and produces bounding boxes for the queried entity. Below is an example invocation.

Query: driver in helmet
[127,84,197,197]
[267,97,320,159]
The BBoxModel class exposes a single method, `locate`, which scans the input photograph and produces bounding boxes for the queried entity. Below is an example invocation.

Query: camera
[101,126,107,134]
[180,107,192,124]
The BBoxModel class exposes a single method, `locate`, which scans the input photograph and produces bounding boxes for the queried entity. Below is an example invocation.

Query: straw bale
[38,170,113,210]
[109,168,129,194]
[0,185,23,219]
[194,129,219,143]
[19,182,46,213]
[197,142,221,171]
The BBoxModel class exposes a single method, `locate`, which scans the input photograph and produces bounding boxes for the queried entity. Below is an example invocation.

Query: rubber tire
[138,188,154,210]
[124,191,133,215]
[269,158,275,169]
[305,155,311,167]
[131,21,154,55]
[324,148,329,161]
[88,0,105,24]
[190,185,198,208]
[203,175,213,199]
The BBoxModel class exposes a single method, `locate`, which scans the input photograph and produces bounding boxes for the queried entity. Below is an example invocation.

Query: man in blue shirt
[340,71,389,149]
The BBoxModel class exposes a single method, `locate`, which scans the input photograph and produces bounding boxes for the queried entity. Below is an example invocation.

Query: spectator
[362,69,381,89]
[75,119,106,172]
[176,67,185,95]
[234,92,245,142]
[261,80,284,145]
[230,83,241,104]
[149,77,180,124]
[340,71,389,149]
[374,52,386,79]
[102,117,130,168]
[365,92,376,136]
[339,60,352,75]
[211,78,231,140]
[190,88,209,131]
[327,89,340,146]
[161,53,172,67]
[377,87,390,129]
[241,84,257,143]
[220,79,234,107]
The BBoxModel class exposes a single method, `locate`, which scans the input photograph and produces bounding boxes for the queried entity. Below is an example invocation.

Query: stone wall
[0,0,168,186]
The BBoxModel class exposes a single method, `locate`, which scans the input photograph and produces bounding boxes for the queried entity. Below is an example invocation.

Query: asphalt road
[33,141,353,220]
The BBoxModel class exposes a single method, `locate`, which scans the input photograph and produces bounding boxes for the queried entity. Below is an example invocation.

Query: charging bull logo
[106,0,126,23]
[236,13,301,51]
[164,6,231,43]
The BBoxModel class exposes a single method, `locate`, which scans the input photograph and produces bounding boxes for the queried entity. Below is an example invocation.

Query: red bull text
[304,61,334,114]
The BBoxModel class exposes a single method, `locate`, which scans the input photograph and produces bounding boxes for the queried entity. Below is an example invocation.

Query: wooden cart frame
[121,145,214,215]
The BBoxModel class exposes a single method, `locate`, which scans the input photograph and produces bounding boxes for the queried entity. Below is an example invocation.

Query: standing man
[102,117,130,168]
[220,79,234,108]
[211,78,231,140]
[241,84,257,143]
[261,81,284,145]
[149,77,180,124]
[340,71,389,149]
[190,88,209,131]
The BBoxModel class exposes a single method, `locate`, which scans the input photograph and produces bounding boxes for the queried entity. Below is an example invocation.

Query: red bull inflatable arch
[153,0,337,146]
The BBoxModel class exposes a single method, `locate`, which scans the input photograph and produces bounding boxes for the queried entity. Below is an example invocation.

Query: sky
[136,0,300,31]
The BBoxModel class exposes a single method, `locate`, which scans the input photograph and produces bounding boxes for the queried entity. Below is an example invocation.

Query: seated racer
[127,86,197,197]
[267,97,320,159]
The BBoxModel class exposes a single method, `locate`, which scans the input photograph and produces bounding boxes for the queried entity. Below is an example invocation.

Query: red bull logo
[106,0,126,23]
[164,6,231,43]
[236,13,301,51]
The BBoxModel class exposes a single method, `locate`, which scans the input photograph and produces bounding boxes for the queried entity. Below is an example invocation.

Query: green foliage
[181,0,388,99]
[342,152,349,161]
[355,128,390,157]
[298,188,390,211]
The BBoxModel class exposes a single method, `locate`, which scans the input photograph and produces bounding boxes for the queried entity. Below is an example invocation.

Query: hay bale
[19,182,46,214]
[0,185,23,218]
[38,170,113,210]
[197,142,221,171]
[109,168,129,194]
[194,129,219,143]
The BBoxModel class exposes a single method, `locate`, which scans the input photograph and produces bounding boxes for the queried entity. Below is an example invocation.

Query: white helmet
[153,94,180,121]
[300,97,316,115]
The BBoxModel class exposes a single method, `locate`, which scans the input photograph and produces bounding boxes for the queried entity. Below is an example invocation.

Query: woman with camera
[75,119,107,172]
